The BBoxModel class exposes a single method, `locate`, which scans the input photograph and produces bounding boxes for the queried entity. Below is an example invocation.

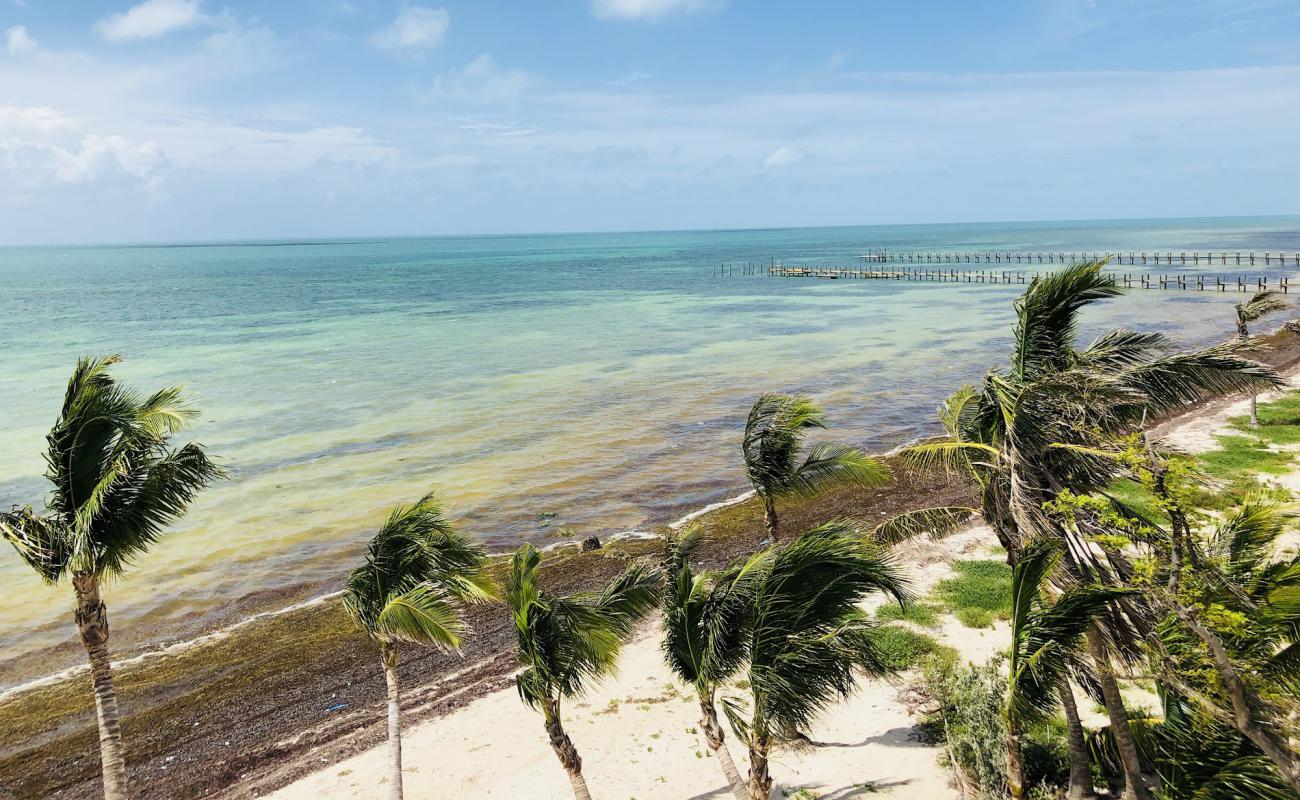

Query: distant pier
[855,250,1300,267]
[714,250,1298,293]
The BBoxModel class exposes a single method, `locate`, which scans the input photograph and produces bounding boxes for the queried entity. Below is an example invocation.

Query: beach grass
[934,560,1013,629]
[869,625,955,671]
[876,601,943,628]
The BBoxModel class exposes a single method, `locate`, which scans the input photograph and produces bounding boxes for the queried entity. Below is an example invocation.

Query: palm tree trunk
[1059,682,1097,800]
[73,572,129,800]
[1086,628,1152,800]
[762,496,779,543]
[381,644,404,800]
[698,696,748,800]
[1004,723,1026,799]
[747,734,772,800]
[1251,394,1260,426]
[544,701,592,800]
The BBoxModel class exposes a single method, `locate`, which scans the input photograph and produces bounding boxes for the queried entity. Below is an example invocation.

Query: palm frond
[1074,329,1169,371]
[744,521,910,733]
[0,507,69,583]
[509,542,662,708]
[1237,291,1290,325]
[1010,260,1121,382]
[376,583,467,649]
[901,438,1000,474]
[343,492,491,646]
[872,506,977,545]
[785,442,889,498]
[1119,343,1282,414]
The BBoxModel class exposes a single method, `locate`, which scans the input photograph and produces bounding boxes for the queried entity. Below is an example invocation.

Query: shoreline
[3,323,1299,800]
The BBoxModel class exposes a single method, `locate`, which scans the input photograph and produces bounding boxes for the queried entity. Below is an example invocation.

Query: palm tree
[0,355,222,800]
[742,394,889,542]
[1234,290,1289,425]
[1135,453,1300,795]
[341,493,494,800]
[896,261,1283,800]
[508,543,661,800]
[1005,539,1125,800]
[662,525,749,800]
[713,520,909,800]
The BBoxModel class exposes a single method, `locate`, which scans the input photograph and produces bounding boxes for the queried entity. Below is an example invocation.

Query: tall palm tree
[508,543,661,800]
[341,493,494,800]
[713,520,909,800]
[742,394,889,542]
[1233,290,1289,425]
[1005,539,1125,800]
[897,261,1282,800]
[0,355,222,800]
[662,525,749,800]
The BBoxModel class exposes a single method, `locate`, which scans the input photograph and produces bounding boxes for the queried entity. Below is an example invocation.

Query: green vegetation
[875,600,943,628]
[868,625,954,671]
[935,560,1013,629]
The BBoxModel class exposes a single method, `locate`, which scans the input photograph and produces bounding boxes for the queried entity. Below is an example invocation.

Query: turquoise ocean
[3,216,1299,679]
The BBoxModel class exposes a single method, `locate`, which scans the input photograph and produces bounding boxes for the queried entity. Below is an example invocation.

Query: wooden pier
[719,264,1292,293]
[857,250,1300,267]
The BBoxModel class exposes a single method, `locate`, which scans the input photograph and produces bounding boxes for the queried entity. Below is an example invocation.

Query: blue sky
[2,0,1299,244]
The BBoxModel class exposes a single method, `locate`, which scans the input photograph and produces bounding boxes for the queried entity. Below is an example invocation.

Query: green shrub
[921,654,1009,799]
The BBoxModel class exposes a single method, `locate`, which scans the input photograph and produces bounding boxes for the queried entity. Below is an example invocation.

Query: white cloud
[429,54,534,103]
[95,0,206,42]
[5,25,38,56]
[370,6,449,53]
[590,0,722,22]
[0,105,73,132]
[762,145,810,169]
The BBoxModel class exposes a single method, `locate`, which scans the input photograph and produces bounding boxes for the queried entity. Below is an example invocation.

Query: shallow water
[2,217,1298,671]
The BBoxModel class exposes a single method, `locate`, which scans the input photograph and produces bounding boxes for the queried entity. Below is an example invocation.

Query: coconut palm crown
[714,520,910,800]
[0,354,223,800]
[342,494,494,652]
[341,493,493,800]
[509,542,661,800]
[742,393,888,542]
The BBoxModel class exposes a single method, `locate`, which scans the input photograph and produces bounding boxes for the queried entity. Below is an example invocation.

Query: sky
[2,0,1300,244]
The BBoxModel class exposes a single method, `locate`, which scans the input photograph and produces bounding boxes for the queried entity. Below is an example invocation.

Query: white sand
[264,526,1005,800]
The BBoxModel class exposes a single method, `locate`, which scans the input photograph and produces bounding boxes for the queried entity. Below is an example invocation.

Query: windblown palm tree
[662,525,749,800]
[1135,464,1300,795]
[895,261,1282,800]
[1234,290,1289,425]
[1005,539,1125,800]
[742,394,888,542]
[341,493,494,800]
[508,543,661,800]
[713,520,909,800]
[0,355,222,800]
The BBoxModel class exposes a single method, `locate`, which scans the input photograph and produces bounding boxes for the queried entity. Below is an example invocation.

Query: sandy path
[264,526,1005,800]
